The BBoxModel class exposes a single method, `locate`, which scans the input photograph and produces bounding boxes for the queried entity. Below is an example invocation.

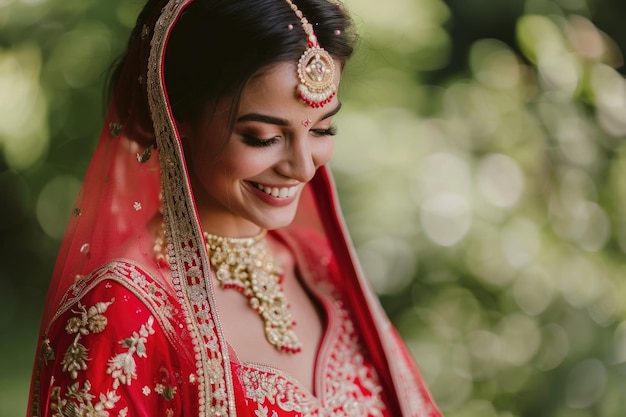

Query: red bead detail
[299,91,336,108]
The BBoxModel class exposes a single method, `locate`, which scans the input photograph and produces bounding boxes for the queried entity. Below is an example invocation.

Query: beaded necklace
[154,223,302,353]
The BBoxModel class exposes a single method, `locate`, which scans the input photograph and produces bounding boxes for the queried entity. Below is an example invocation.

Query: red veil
[28,0,441,416]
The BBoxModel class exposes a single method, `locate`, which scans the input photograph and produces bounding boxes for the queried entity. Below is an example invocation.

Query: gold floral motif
[61,340,89,380]
[49,386,67,417]
[106,316,155,389]
[242,368,317,415]
[48,282,163,416]
[65,300,114,337]
[38,262,182,417]
[254,405,278,417]
[65,317,82,335]
[64,380,122,417]
[87,314,108,333]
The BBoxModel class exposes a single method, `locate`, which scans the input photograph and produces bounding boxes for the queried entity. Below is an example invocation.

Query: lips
[253,182,299,198]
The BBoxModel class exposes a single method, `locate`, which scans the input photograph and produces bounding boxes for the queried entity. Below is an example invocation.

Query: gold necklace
[153,223,302,353]
[204,231,302,354]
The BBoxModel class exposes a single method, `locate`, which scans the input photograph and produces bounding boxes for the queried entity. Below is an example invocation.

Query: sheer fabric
[28,0,442,416]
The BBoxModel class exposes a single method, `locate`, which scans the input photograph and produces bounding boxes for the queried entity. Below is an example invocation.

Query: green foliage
[2,0,626,416]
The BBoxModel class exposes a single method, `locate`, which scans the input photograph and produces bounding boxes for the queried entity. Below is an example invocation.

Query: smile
[254,182,299,198]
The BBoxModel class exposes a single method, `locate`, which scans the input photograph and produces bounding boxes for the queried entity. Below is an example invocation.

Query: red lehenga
[27,1,442,416]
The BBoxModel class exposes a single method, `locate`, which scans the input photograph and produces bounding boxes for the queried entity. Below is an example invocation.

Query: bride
[28,1,441,416]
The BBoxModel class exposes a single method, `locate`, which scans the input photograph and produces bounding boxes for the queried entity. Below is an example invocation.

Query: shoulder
[59,260,176,318]
[34,260,191,416]
[52,259,183,354]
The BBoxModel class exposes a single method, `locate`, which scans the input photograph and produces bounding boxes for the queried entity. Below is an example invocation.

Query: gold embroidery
[49,386,66,417]
[254,405,278,417]
[64,300,114,336]
[60,340,89,380]
[322,307,386,415]
[35,262,182,417]
[65,380,122,416]
[242,369,316,415]
[55,263,176,337]
[49,292,158,416]
[60,299,115,380]
[107,316,155,389]
[240,297,387,416]
[147,1,233,415]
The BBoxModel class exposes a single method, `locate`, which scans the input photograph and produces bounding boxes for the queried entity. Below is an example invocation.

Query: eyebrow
[236,102,343,126]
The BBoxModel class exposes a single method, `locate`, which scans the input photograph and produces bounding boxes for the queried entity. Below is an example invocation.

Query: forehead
[238,61,342,117]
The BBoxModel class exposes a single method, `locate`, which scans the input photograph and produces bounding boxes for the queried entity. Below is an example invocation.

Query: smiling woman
[182,62,342,237]
[27,0,441,416]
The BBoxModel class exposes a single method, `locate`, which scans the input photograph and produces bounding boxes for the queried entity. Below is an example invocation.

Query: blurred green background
[2,0,626,416]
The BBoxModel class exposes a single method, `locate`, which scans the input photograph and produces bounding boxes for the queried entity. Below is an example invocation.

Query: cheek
[314,139,335,167]
[217,145,275,181]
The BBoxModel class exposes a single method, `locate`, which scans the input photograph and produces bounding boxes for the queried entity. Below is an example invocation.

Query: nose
[278,135,317,183]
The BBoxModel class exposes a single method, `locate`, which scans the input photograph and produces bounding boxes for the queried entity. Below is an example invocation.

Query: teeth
[256,183,298,198]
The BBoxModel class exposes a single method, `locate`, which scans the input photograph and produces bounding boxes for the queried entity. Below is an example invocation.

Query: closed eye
[311,126,338,137]
[241,135,281,148]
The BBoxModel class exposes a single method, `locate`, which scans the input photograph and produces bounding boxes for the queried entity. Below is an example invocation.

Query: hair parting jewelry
[285,0,337,108]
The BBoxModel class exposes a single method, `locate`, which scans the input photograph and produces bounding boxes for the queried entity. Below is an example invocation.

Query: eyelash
[312,126,338,137]
[241,125,338,148]
[242,136,280,148]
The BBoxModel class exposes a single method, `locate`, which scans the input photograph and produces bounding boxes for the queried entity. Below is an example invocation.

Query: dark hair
[107,0,356,144]
[165,0,355,123]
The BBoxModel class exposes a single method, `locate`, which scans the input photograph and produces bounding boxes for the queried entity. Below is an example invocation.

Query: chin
[252,210,298,231]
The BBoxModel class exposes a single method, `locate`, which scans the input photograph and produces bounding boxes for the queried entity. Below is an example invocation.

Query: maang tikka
[285,0,337,108]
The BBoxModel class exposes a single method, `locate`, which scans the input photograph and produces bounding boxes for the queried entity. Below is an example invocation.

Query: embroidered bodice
[33,258,391,417]
[230,293,390,416]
